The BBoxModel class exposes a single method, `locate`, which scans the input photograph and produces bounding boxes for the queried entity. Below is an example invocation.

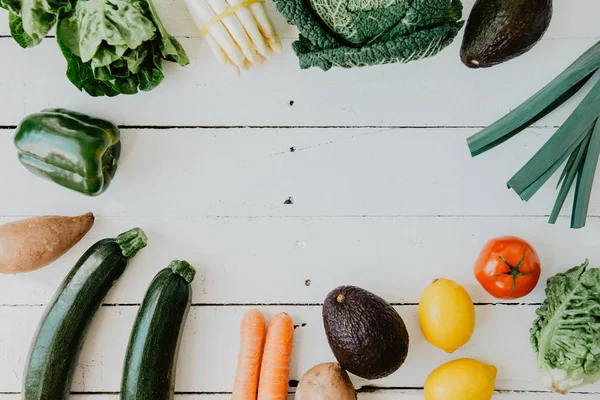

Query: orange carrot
[233,309,266,400]
[257,313,294,400]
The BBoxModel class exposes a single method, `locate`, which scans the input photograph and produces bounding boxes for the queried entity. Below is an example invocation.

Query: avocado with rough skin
[460,0,552,68]
[322,286,409,379]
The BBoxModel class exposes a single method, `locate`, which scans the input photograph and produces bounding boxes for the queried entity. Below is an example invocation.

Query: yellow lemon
[419,278,475,353]
[424,358,497,400]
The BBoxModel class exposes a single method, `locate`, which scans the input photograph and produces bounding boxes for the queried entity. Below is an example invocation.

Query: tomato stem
[495,255,532,297]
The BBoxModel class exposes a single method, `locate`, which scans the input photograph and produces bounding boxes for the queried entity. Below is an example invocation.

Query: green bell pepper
[14,108,121,196]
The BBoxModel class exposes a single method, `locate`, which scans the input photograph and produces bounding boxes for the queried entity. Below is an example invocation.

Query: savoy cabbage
[275,0,463,70]
[530,261,600,393]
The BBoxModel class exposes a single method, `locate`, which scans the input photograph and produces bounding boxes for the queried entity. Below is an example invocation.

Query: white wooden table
[1,0,599,398]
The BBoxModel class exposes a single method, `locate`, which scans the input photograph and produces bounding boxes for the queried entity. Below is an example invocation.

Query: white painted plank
[0,305,597,394]
[0,36,597,126]
[0,3,597,399]
[0,215,598,305]
[3,127,600,218]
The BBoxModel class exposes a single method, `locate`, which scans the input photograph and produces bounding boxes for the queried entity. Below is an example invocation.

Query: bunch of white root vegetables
[184,0,282,72]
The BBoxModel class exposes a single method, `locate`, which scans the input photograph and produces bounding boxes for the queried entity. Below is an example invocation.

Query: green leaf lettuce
[55,0,188,96]
[531,260,600,393]
[1,0,188,96]
[1,0,70,47]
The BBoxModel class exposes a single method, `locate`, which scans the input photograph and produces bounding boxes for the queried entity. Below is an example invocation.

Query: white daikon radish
[204,0,261,66]
[184,0,246,67]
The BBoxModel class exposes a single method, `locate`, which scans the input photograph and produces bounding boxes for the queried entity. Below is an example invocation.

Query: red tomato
[474,236,541,300]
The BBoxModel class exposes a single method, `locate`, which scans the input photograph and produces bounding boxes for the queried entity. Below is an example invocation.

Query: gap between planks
[0,214,585,219]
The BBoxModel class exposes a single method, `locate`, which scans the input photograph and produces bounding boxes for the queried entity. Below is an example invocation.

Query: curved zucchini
[23,228,148,400]
[121,260,195,400]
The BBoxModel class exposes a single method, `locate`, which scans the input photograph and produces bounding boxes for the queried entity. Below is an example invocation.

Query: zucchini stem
[169,260,196,283]
[117,228,148,259]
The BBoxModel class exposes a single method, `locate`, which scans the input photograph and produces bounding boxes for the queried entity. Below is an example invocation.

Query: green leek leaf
[467,41,600,156]
[518,121,595,202]
[572,119,600,228]
[549,133,591,224]
[518,146,576,202]
[557,143,581,189]
[508,72,600,198]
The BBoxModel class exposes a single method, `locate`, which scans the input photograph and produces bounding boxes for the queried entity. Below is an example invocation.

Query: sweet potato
[0,213,95,273]
[295,363,356,400]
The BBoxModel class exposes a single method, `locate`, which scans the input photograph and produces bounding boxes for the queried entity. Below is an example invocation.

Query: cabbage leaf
[530,261,600,393]
[275,0,463,70]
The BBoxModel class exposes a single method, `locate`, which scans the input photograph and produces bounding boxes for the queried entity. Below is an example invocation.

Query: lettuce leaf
[0,0,21,14]
[57,0,156,63]
[55,0,187,96]
[1,0,70,47]
[531,261,600,393]
[144,0,188,65]
[1,0,187,95]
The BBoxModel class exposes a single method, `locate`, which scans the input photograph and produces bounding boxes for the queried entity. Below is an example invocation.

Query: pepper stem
[116,228,148,259]
[169,260,196,283]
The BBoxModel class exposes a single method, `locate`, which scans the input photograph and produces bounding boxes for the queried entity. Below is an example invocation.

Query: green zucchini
[121,260,195,400]
[23,228,148,400]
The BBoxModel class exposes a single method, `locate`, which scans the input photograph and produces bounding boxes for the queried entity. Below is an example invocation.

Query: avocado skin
[460,0,552,68]
[323,286,409,379]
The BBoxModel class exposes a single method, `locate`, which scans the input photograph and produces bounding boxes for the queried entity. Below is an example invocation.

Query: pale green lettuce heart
[531,262,600,393]
[57,0,156,63]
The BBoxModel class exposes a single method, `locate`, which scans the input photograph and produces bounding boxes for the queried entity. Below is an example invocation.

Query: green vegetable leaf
[507,71,600,199]
[90,43,130,69]
[144,0,188,65]
[572,118,600,228]
[531,261,600,393]
[54,0,186,96]
[123,46,148,74]
[548,131,591,224]
[1,0,70,47]
[136,41,165,91]
[56,0,156,63]
[310,0,413,45]
[8,13,36,48]
[58,36,121,97]
[464,41,600,228]
[23,0,70,44]
[0,0,21,14]
[276,0,463,70]
[467,41,600,156]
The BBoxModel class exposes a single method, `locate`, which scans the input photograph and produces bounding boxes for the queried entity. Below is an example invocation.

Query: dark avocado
[460,0,552,68]
[322,286,409,379]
